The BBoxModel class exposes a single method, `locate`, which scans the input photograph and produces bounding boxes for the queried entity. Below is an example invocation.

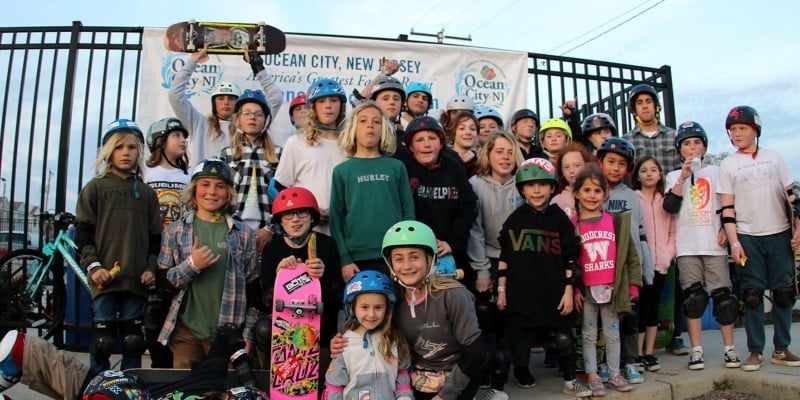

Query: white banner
[139,28,528,147]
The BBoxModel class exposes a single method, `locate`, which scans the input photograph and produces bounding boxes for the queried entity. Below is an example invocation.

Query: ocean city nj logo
[160,52,224,98]
[454,60,511,108]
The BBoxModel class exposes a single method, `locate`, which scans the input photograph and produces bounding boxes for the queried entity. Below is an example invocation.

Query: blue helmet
[474,106,504,126]
[234,89,270,117]
[306,78,347,104]
[102,118,144,146]
[405,82,432,101]
[343,271,396,322]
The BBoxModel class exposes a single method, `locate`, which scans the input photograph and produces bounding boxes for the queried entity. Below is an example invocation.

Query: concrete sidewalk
[5,323,800,399]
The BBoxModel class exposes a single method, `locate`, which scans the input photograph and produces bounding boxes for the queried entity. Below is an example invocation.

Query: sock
[692,346,702,353]
[724,345,735,352]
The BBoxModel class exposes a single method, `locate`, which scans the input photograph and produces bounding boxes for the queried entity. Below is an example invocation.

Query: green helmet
[381,220,438,281]
[515,157,558,186]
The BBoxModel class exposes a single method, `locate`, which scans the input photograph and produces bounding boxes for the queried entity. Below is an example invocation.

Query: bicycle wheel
[0,249,66,339]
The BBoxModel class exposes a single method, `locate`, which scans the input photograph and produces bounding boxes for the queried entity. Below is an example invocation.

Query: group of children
[1,50,799,400]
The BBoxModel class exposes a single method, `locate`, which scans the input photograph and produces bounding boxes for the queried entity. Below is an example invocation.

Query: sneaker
[643,354,661,371]
[588,376,607,397]
[563,379,592,398]
[771,349,800,367]
[624,363,644,384]
[634,356,645,373]
[741,352,763,371]
[667,337,690,355]
[724,348,742,368]
[598,363,610,383]
[608,373,634,392]
[514,367,536,388]
[473,388,509,400]
[0,330,24,392]
[688,349,705,370]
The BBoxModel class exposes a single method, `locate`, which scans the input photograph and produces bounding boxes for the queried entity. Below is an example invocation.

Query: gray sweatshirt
[467,174,523,279]
[606,183,654,285]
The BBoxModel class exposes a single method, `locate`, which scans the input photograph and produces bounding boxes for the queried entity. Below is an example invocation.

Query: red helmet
[272,187,320,226]
[289,93,307,112]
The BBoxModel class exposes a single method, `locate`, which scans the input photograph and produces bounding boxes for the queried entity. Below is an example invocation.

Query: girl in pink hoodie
[632,156,676,372]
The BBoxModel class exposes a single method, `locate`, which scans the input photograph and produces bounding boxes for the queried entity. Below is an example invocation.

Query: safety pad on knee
[120,319,146,358]
[742,288,764,310]
[142,290,174,331]
[711,287,739,325]
[91,321,118,360]
[682,282,709,319]
[772,287,797,309]
[547,329,574,351]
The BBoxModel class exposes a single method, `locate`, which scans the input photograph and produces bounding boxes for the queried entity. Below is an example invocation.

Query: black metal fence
[0,22,674,345]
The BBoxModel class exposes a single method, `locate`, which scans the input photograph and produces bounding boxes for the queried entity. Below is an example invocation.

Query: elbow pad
[663,191,683,214]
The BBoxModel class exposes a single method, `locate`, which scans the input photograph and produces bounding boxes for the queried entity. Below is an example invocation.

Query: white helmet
[211,81,241,99]
[446,95,475,112]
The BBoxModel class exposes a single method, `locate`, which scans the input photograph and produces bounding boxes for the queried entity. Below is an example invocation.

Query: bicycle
[0,212,91,339]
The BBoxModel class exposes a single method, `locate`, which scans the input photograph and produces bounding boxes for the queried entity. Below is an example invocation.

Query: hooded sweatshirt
[467,174,523,279]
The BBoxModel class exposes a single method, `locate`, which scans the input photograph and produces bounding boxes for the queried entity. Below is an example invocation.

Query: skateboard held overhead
[164,20,286,55]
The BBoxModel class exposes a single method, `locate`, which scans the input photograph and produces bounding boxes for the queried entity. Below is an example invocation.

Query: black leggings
[638,272,666,331]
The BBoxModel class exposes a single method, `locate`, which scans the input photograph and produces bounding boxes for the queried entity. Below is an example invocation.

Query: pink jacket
[636,191,676,274]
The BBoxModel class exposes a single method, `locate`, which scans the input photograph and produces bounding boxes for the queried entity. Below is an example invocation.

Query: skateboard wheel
[187,44,196,51]
[275,299,284,312]
[455,269,464,280]
[188,19,196,24]
[257,21,265,26]
[315,301,324,315]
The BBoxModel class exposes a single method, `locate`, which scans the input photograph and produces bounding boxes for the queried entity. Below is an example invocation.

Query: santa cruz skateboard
[164,20,286,54]
[270,263,323,399]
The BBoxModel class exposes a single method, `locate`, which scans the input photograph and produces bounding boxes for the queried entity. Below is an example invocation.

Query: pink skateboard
[270,263,323,399]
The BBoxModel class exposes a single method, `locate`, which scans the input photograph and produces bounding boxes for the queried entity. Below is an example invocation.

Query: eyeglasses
[280,210,311,221]
[241,111,266,119]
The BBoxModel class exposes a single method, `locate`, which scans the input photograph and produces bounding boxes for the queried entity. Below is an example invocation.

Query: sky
[2,0,799,176]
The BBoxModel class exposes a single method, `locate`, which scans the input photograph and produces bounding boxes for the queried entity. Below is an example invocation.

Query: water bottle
[690,155,701,172]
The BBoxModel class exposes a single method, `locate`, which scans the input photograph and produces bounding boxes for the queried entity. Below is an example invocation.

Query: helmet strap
[161,148,188,174]
[311,120,338,132]
[284,230,312,246]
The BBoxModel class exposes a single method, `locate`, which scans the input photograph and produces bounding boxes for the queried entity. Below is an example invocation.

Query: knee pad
[217,323,246,355]
[741,288,764,310]
[91,321,118,360]
[682,282,710,319]
[142,290,173,331]
[456,333,487,378]
[120,319,146,358]
[772,287,797,309]
[548,330,574,351]
[254,318,271,352]
[711,288,739,325]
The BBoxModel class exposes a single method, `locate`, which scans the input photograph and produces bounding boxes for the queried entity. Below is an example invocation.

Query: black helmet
[581,113,617,137]
[627,84,659,114]
[596,137,636,171]
[674,121,708,159]
[404,115,445,147]
[191,157,233,185]
[146,117,188,153]
[510,109,539,127]
[725,105,761,137]
[82,370,148,400]
[369,76,406,102]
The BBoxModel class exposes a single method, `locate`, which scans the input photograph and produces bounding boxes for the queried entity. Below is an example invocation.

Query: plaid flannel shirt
[220,141,280,227]
[157,211,260,346]
[624,124,680,173]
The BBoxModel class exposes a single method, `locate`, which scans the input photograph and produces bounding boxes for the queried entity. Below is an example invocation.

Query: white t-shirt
[717,148,793,236]
[143,164,191,228]
[665,165,727,256]
[272,134,347,234]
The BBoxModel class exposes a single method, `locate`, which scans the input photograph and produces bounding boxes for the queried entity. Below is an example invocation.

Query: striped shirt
[220,140,279,228]
[624,124,679,173]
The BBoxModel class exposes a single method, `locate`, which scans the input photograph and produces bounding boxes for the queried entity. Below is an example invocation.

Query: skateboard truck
[186,19,197,51]
[274,299,324,316]
[256,21,266,53]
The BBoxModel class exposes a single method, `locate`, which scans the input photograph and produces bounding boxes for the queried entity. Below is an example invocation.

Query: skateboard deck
[654,262,676,349]
[164,20,286,54]
[270,263,322,399]
[125,367,269,389]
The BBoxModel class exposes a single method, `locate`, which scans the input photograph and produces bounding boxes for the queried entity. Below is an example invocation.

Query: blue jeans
[91,291,145,370]
[738,230,795,354]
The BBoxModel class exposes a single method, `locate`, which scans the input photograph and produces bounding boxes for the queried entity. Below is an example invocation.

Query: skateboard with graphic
[164,20,286,54]
[270,263,323,399]
[434,254,464,280]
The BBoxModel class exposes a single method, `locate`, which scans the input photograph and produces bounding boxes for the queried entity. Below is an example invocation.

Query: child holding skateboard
[258,187,343,380]
[632,156,675,372]
[168,45,283,162]
[718,106,800,371]
[156,158,261,369]
[323,271,413,400]
[220,89,281,253]
[75,119,162,372]
[143,117,193,369]
[272,78,348,236]
[495,157,591,398]
[663,121,742,370]
[572,165,639,396]
[331,101,415,281]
